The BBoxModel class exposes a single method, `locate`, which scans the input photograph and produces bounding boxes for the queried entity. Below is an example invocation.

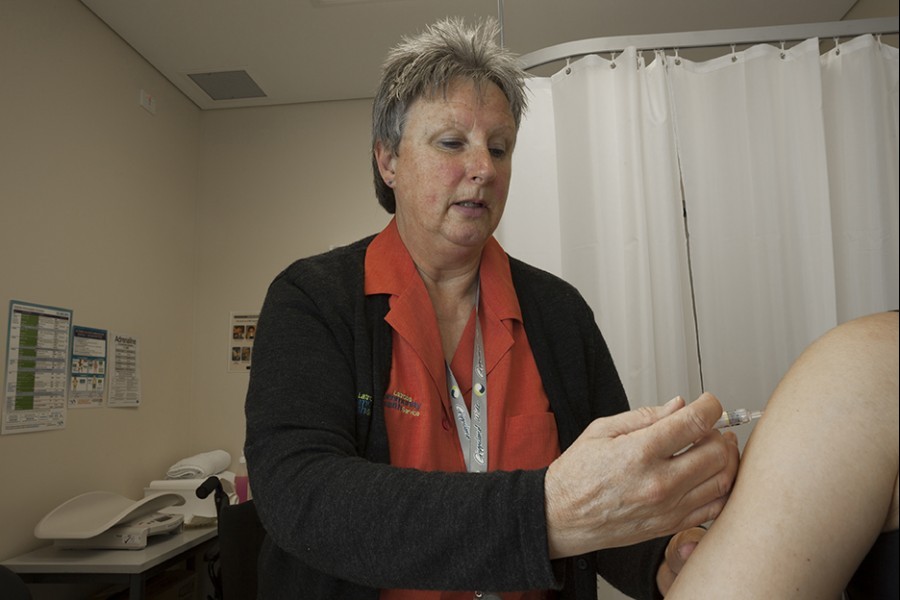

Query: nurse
[245,17,738,599]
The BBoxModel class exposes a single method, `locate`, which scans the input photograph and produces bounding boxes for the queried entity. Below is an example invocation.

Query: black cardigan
[245,235,668,599]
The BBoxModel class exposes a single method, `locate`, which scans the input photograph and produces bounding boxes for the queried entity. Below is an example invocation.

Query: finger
[664,527,707,575]
[649,393,724,457]
[667,438,739,526]
[722,430,738,448]
[587,395,685,438]
[679,429,740,487]
[656,561,676,596]
[658,527,707,595]
[672,493,729,534]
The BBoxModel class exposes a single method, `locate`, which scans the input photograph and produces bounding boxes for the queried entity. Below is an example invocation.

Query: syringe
[714,408,763,429]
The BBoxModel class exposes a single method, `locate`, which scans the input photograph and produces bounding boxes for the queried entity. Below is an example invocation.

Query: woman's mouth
[453,200,486,209]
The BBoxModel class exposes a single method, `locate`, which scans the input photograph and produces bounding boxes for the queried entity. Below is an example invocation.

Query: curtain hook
[833,37,841,55]
[657,49,668,70]
[565,56,572,75]
[674,47,681,66]
[610,51,617,69]
[780,41,786,59]
[731,44,737,63]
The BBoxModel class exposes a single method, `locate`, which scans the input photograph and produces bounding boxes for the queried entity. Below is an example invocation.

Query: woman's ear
[374,141,396,187]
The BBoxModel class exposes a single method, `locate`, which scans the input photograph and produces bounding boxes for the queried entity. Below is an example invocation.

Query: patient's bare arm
[665,311,899,599]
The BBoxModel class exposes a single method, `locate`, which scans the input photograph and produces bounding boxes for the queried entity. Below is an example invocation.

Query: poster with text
[2,301,72,434]
[108,333,141,407]
[69,325,108,408]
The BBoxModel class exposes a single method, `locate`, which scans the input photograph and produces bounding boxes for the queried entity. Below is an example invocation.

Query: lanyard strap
[445,284,487,473]
[444,285,501,599]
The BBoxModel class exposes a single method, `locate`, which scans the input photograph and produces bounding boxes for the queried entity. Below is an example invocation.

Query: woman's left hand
[656,527,707,595]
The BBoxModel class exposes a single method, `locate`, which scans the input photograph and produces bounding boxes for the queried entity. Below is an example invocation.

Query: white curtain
[498,35,899,413]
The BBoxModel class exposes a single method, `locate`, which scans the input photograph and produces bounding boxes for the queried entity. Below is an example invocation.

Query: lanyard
[445,285,502,599]
[445,284,488,473]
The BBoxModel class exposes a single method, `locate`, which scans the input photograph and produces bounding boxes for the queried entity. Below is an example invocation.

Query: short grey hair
[371,17,528,213]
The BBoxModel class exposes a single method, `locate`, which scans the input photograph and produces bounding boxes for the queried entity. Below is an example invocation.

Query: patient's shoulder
[826,311,898,346]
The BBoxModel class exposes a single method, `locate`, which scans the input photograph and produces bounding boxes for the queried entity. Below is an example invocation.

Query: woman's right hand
[544,393,739,558]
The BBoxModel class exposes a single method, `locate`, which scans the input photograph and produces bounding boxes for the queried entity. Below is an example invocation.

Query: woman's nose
[468,146,496,183]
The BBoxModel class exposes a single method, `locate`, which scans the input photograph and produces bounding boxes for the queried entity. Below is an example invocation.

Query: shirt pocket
[497,412,561,471]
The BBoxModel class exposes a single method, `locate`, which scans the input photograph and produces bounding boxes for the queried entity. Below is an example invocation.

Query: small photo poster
[229,312,258,373]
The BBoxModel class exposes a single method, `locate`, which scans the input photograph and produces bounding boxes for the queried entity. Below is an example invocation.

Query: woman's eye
[438,139,464,150]
[489,147,507,159]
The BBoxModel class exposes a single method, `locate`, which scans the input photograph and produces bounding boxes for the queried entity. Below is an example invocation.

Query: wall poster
[108,333,141,407]
[2,300,72,434]
[69,325,108,409]
[229,312,258,373]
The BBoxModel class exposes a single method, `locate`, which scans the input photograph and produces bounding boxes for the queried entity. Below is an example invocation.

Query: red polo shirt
[366,219,560,600]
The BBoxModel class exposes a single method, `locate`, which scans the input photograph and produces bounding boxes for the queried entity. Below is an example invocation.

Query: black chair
[0,564,32,600]
[196,476,266,600]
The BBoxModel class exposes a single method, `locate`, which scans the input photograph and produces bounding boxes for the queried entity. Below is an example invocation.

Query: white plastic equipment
[34,491,185,550]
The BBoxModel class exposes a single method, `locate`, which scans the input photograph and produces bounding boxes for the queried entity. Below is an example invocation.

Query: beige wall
[0,0,385,568]
[0,0,200,562]
[187,101,389,472]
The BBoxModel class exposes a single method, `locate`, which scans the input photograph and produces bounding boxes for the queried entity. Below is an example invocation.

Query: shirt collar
[365,218,522,323]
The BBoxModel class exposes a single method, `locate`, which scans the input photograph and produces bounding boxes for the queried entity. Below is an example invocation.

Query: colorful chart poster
[2,301,73,434]
[69,325,108,408]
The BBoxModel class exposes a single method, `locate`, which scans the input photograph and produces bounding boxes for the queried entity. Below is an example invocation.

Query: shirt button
[576,558,588,570]
[441,418,451,431]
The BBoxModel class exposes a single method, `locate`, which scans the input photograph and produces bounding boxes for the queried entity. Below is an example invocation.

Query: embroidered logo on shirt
[356,393,373,416]
[383,391,421,417]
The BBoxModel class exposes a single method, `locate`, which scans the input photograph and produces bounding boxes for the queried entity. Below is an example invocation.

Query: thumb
[665,527,707,576]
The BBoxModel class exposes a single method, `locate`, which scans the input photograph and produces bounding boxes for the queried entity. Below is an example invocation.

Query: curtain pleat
[670,38,838,409]
[821,35,900,323]
[498,35,899,416]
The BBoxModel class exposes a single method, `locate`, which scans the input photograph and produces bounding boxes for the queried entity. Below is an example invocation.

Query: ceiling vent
[187,70,267,101]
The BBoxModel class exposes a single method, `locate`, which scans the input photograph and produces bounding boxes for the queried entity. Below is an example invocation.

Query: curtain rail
[519,16,899,70]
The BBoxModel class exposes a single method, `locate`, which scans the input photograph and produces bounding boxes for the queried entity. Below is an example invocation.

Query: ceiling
[80,0,862,110]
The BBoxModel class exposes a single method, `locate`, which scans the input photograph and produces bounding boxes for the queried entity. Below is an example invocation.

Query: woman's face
[376,78,517,260]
